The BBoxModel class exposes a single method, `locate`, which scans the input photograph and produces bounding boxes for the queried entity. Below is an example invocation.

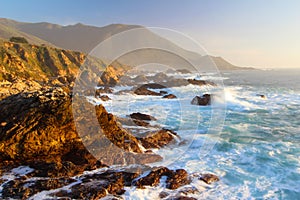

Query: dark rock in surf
[140,83,167,89]
[199,173,220,184]
[134,167,190,190]
[134,87,162,96]
[138,129,178,149]
[191,94,211,106]
[187,79,215,86]
[163,94,177,99]
[129,112,157,121]
[99,95,111,101]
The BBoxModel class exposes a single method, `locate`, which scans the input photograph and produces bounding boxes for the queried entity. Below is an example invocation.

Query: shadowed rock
[138,129,178,149]
[163,94,177,99]
[191,94,211,106]
[129,112,157,121]
[199,173,220,184]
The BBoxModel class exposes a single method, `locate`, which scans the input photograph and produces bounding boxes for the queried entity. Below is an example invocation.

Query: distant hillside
[0,18,253,71]
[0,18,55,47]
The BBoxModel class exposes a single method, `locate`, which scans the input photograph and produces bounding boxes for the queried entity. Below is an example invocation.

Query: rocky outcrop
[187,79,215,86]
[0,85,185,169]
[138,129,178,149]
[191,94,211,106]
[0,87,98,170]
[0,79,42,100]
[99,95,111,101]
[0,165,219,199]
[199,173,220,184]
[134,167,191,189]
[129,112,157,121]
[163,94,177,99]
[98,63,131,86]
[134,87,162,96]
[0,40,86,83]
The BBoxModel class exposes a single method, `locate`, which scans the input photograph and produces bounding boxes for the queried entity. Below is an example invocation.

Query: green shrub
[9,36,28,44]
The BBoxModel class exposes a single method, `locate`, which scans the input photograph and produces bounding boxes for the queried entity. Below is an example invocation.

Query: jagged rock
[129,112,157,121]
[199,173,220,184]
[163,94,177,99]
[134,167,173,188]
[94,105,143,154]
[134,87,162,96]
[191,94,211,106]
[160,90,168,95]
[134,167,190,190]
[99,95,111,101]
[139,83,167,89]
[187,79,216,86]
[0,79,42,100]
[138,129,178,149]
[0,87,164,173]
[159,191,170,198]
[95,86,113,95]
[2,177,75,199]
[166,169,191,189]
[99,64,130,86]
[0,87,105,174]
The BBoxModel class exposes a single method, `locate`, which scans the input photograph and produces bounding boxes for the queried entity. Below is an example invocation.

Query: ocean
[98,68,300,199]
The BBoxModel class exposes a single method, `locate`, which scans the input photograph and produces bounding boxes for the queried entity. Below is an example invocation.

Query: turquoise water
[100,69,300,199]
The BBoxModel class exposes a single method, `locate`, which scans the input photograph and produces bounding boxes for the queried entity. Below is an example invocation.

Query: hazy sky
[1,0,299,68]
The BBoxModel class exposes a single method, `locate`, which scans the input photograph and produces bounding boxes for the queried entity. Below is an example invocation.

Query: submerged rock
[191,94,211,106]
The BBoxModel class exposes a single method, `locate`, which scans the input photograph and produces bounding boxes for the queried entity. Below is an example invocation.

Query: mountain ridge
[0,18,253,70]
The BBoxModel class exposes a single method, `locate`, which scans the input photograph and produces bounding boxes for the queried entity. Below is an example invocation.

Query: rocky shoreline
[0,43,219,199]
[0,84,219,199]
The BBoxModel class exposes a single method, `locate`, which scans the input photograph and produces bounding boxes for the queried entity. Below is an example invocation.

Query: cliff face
[0,40,132,99]
[0,40,85,82]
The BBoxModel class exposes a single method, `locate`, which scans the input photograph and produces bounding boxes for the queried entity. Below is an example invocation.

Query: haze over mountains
[0,18,252,71]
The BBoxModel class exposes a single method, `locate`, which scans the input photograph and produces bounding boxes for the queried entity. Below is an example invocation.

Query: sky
[1,0,300,68]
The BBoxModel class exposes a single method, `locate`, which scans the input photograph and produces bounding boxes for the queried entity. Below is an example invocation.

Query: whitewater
[96,68,300,199]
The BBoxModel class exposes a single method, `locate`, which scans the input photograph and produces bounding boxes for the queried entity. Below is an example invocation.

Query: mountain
[0,18,252,71]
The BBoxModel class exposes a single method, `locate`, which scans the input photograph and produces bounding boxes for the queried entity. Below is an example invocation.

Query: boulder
[163,94,177,99]
[95,86,113,95]
[134,167,190,190]
[99,95,111,101]
[139,83,167,89]
[138,129,178,149]
[129,112,157,121]
[191,94,211,106]
[134,87,162,96]
[199,173,220,184]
